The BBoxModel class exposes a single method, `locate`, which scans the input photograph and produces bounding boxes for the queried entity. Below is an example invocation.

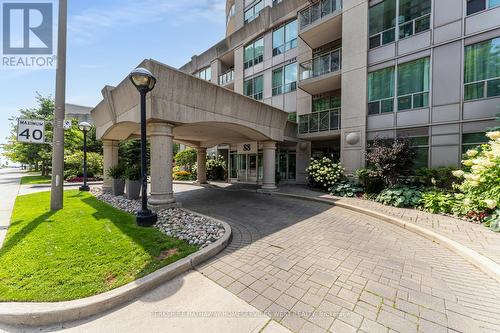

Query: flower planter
[125,179,141,200]
[112,179,125,196]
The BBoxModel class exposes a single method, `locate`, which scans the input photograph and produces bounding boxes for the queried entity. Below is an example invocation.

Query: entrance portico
[91,59,291,208]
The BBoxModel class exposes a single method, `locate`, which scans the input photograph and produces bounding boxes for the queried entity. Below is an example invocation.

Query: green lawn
[20,174,52,185]
[0,190,198,302]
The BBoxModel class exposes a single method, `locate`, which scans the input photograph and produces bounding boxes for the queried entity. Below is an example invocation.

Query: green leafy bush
[173,171,195,181]
[124,165,141,181]
[175,149,197,170]
[329,181,363,197]
[107,164,126,180]
[64,151,103,179]
[306,157,344,189]
[366,137,416,187]
[356,168,384,194]
[415,167,456,190]
[484,209,500,232]
[419,190,455,214]
[375,186,422,208]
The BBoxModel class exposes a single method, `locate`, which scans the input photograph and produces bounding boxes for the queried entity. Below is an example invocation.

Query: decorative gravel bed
[91,188,225,248]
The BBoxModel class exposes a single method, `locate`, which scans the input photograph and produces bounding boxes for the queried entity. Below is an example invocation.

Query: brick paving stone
[377,310,418,333]
[251,295,273,312]
[360,318,388,333]
[329,319,357,333]
[309,270,339,288]
[299,321,326,333]
[275,293,299,310]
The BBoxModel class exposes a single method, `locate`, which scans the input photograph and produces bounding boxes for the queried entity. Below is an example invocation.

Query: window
[244,38,264,69]
[288,112,297,122]
[244,1,263,23]
[462,132,489,152]
[368,67,395,114]
[272,63,297,95]
[467,0,500,15]
[227,4,236,24]
[410,136,429,169]
[464,37,500,101]
[196,67,212,81]
[312,94,341,112]
[369,0,396,49]
[244,75,264,100]
[272,20,298,56]
[398,0,431,39]
[397,57,430,110]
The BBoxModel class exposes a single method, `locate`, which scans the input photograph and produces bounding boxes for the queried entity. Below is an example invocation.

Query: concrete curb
[267,192,500,285]
[0,211,232,327]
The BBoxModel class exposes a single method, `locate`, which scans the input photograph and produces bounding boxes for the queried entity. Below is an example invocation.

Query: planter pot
[112,179,125,196]
[125,179,141,200]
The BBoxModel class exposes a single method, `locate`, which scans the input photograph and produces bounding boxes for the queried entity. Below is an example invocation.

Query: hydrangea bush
[306,157,344,189]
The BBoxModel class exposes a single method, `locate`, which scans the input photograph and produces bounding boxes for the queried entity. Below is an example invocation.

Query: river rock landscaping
[91,188,226,247]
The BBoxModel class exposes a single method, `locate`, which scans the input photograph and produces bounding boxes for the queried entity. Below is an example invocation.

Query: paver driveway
[176,184,500,333]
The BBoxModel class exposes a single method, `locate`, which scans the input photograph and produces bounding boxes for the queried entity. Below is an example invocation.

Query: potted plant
[124,165,142,200]
[107,164,126,196]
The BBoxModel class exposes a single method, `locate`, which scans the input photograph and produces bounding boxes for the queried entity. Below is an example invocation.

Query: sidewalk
[0,169,23,248]
[0,271,292,333]
[278,185,500,266]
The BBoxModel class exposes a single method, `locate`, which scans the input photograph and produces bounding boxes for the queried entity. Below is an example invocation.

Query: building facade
[179,0,500,184]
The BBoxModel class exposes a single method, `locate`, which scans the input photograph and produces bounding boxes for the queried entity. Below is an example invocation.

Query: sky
[0,0,226,162]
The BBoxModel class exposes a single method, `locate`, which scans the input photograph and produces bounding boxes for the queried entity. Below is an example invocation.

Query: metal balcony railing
[299,48,341,81]
[218,69,234,86]
[299,0,342,30]
[298,108,341,134]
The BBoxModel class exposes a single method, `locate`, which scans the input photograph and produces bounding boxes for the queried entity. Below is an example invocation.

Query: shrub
[124,165,141,181]
[356,168,384,194]
[453,131,500,215]
[484,209,500,232]
[107,164,126,180]
[375,186,422,208]
[419,190,455,214]
[415,167,456,190]
[175,149,197,170]
[365,137,416,187]
[329,181,363,197]
[64,151,103,179]
[306,157,344,189]
[206,156,226,180]
[173,171,194,181]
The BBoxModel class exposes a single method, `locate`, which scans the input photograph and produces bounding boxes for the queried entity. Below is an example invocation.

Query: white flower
[484,199,498,210]
[486,131,500,141]
[452,170,464,178]
[467,149,478,157]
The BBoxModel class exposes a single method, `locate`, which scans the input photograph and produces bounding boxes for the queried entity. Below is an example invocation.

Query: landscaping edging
[0,210,231,327]
[267,191,500,285]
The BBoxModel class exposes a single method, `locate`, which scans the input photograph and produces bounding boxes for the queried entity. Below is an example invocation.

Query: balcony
[298,48,342,95]
[298,108,341,135]
[298,0,342,49]
[218,69,234,87]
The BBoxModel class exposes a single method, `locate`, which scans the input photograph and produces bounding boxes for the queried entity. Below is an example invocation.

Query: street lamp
[129,67,158,227]
[78,121,92,192]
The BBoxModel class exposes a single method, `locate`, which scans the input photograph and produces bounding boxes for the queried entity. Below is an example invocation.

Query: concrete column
[196,147,208,184]
[261,141,278,191]
[102,140,119,193]
[149,123,177,209]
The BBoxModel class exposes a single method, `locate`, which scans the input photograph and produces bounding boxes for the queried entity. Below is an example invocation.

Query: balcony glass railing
[299,0,342,30]
[298,108,341,134]
[299,48,341,81]
[218,69,234,86]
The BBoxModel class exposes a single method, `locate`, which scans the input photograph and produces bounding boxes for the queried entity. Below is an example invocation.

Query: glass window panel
[288,112,297,122]
[273,26,284,54]
[244,44,254,64]
[205,67,211,81]
[330,110,340,129]
[399,0,431,24]
[284,63,297,85]
[331,95,341,108]
[368,67,395,101]
[254,38,264,61]
[299,115,309,134]
[254,75,264,94]
[410,136,429,146]
[399,21,413,39]
[398,57,430,96]
[415,14,430,34]
[414,147,429,169]
[285,20,297,51]
[413,92,429,108]
[319,112,330,131]
[487,78,500,97]
[381,99,394,113]
[490,0,500,8]
[398,96,412,110]
[369,0,396,36]
[467,0,486,15]
[463,132,488,144]
[254,1,263,15]
[244,8,253,22]
[369,35,381,49]
[272,68,283,95]
[382,28,395,44]
[464,82,485,100]
[464,37,500,83]
[368,102,380,115]
[244,79,253,97]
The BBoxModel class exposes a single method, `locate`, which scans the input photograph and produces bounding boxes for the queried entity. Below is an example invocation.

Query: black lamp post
[129,68,158,227]
[78,121,92,192]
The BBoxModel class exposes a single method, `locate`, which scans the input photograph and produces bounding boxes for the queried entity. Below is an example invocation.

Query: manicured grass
[0,190,198,302]
[20,174,52,185]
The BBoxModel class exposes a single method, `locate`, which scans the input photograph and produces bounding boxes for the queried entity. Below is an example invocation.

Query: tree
[175,148,197,171]
[365,137,416,187]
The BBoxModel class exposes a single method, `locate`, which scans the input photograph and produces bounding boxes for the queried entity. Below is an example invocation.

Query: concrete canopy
[91,59,290,148]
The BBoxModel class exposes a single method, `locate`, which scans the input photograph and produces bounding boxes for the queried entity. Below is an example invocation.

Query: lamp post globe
[78,121,92,192]
[128,67,158,227]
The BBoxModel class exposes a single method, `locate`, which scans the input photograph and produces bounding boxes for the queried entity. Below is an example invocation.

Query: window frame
[244,38,264,70]
[466,0,500,16]
[244,75,264,100]
[272,62,298,96]
[272,20,298,56]
[195,67,212,81]
[244,0,263,24]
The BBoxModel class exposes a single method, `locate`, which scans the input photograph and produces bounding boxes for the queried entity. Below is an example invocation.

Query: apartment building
[180,0,500,184]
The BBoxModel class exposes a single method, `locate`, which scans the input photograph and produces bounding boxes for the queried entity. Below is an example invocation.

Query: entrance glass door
[248,154,257,182]
[237,154,247,182]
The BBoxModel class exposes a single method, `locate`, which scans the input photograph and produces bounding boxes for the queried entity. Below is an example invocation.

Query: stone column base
[102,185,112,193]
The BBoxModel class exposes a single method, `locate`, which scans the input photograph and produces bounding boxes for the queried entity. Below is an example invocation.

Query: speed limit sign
[17,119,46,144]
